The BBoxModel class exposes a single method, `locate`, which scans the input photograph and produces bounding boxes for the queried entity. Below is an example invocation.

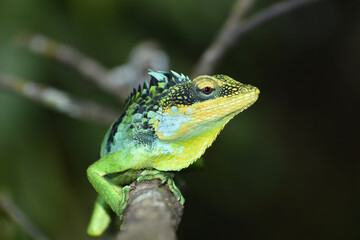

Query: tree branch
[116,179,184,240]
[13,33,113,94]
[14,34,170,100]
[0,74,117,124]
[192,0,323,77]
[0,194,49,240]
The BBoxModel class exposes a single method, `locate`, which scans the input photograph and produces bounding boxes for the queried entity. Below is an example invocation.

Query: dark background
[0,0,359,239]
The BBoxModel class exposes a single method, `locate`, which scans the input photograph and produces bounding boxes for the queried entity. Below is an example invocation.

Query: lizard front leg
[87,170,138,236]
[86,152,137,235]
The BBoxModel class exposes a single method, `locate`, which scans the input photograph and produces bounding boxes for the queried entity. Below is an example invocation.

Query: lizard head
[154,73,260,143]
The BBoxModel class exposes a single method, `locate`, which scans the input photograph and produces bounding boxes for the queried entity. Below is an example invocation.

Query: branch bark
[192,0,323,77]
[116,179,184,240]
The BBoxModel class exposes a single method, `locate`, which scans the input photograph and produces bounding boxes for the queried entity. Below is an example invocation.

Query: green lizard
[87,70,259,236]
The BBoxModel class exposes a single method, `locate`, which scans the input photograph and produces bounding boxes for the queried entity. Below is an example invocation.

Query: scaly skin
[87,70,260,236]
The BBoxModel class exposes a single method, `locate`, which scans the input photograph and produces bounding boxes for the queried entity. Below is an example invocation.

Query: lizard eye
[192,76,219,101]
[202,87,213,95]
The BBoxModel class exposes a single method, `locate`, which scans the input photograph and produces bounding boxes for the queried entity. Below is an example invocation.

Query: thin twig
[0,74,118,124]
[0,194,49,240]
[116,179,184,240]
[13,33,120,96]
[14,34,170,100]
[192,0,323,77]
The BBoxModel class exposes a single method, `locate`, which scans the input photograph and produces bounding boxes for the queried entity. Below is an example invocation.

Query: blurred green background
[0,0,359,239]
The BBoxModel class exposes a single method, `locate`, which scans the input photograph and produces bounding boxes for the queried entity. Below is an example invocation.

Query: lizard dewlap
[87,70,259,236]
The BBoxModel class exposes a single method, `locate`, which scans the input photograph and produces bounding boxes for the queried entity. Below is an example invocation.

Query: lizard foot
[137,170,185,205]
[115,185,133,218]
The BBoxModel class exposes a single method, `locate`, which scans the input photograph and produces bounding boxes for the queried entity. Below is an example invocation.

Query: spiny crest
[126,69,191,104]
[149,70,190,85]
